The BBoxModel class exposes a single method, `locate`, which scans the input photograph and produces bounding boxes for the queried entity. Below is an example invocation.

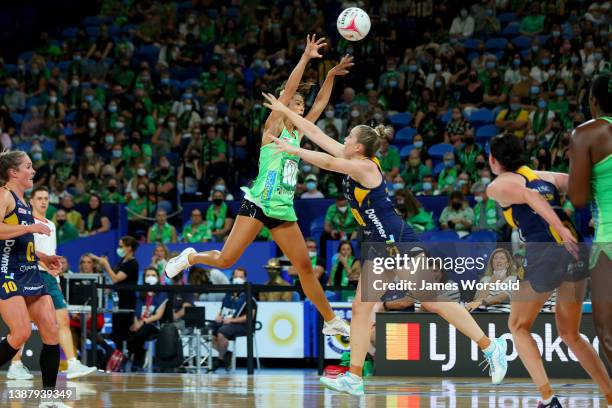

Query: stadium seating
[428,143,454,159]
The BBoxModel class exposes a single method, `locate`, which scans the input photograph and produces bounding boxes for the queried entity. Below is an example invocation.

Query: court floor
[0,370,607,407]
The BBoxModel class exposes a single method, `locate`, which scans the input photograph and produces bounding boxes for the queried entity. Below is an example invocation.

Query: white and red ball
[336,7,371,41]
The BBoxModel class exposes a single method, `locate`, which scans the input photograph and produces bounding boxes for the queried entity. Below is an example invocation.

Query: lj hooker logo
[385,323,421,361]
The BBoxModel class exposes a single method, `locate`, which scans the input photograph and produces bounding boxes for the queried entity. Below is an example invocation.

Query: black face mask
[87,172,96,180]
[452,202,462,210]
[160,168,170,175]
[137,189,146,197]
[213,198,223,206]
[464,137,474,145]
[469,74,478,83]
[475,161,485,170]
[56,219,66,226]
[108,186,117,193]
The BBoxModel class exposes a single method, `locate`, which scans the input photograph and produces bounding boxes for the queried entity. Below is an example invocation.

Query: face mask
[88,121,97,129]
[393,182,405,191]
[541,58,550,66]
[474,196,483,203]
[571,56,579,64]
[56,219,66,226]
[109,104,117,113]
[325,111,334,118]
[205,116,214,124]
[306,181,317,191]
[513,59,521,66]
[460,9,468,18]
[213,198,223,205]
[116,247,126,258]
[214,184,226,192]
[85,151,94,159]
[585,41,593,49]
[555,88,565,97]
[520,75,529,82]
[481,177,491,185]
[389,80,398,88]
[434,63,442,72]
[538,100,547,109]
[452,202,462,210]
[526,134,536,143]
[493,268,507,278]
[49,96,57,104]
[105,135,114,144]
[85,95,94,102]
[600,30,609,37]
[464,137,474,145]
[485,61,496,69]
[374,112,383,121]
[232,277,245,285]
[444,160,455,168]
[108,185,117,193]
[145,275,158,285]
[337,205,347,213]
[548,68,557,76]
[530,86,540,95]
[137,168,146,177]
[115,121,124,129]
[168,121,177,128]
[434,80,442,88]
[350,110,359,118]
[422,182,432,191]
[302,164,312,173]
[552,30,561,37]
[365,82,374,90]
[32,152,42,161]
[408,65,417,73]
[308,251,317,258]
[413,141,423,149]
[592,53,602,61]
[510,103,521,111]
[532,46,539,53]
[112,150,122,158]
[184,104,193,111]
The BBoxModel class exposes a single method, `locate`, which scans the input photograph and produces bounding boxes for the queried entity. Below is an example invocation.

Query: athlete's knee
[293,259,314,276]
[508,316,529,334]
[56,309,70,328]
[558,325,581,347]
[10,326,32,347]
[213,252,237,269]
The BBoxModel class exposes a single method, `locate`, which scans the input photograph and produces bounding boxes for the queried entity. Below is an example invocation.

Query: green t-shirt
[101,191,125,204]
[57,222,79,244]
[407,208,435,233]
[149,223,174,244]
[182,223,212,243]
[202,137,226,162]
[377,147,401,174]
[401,164,431,187]
[127,197,155,220]
[438,167,458,192]
[325,204,358,234]
[520,15,545,34]
[474,199,501,231]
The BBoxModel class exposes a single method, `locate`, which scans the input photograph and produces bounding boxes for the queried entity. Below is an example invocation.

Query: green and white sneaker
[481,338,508,384]
[320,372,364,396]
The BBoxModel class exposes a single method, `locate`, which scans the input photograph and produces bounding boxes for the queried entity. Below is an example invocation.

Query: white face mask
[493,269,507,279]
[337,206,347,213]
[308,251,317,258]
[232,277,245,285]
[137,168,146,177]
[145,276,158,285]
[325,110,334,118]
[474,196,483,203]
[350,110,360,118]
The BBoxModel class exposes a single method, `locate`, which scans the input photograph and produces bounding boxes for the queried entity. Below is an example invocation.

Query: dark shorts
[237,199,288,230]
[0,267,48,300]
[208,321,248,340]
[524,243,589,293]
[41,271,67,310]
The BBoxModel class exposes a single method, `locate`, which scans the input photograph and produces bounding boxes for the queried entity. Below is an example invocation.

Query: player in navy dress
[0,151,63,393]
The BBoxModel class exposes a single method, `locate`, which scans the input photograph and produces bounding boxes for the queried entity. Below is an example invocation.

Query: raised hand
[262,92,289,113]
[303,34,326,59]
[328,55,355,77]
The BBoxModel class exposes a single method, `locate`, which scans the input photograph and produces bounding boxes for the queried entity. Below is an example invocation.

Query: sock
[542,395,555,405]
[348,364,362,378]
[40,343,60,388]
[478,336,492,351]
[0,338,20,366]
[539,383,554,402]
[605,392,612,405]
[67,358,78,368]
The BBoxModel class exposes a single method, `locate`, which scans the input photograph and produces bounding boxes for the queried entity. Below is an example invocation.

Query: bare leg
[56,309,76,360]
[26,295,59,345]
[189,216,262,269]
[0,296,32,350]
[555,280,612,397]
[508,282,552,398]
[348,278,376,377]
[591,252,612,365]
[271,222,335,322]
[422,301,486,342]
[11,347,23,363]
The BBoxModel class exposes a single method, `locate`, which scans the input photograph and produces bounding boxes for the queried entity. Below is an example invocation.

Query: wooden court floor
[0,371,607,407]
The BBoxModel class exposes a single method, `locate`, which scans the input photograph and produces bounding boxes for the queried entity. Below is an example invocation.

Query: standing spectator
[55,209,79,244]
[471,183,506,238]
[182,208,212,243]
[439,191,474,236]
[94,236,140,363]
[301,174,325,199]
[127,267,168,371]
[147,208,178,244]
[259,258,293,302]
[206,190,234,242]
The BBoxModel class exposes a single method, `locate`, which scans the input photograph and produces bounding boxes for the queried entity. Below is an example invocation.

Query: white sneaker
[320,372,364,396]
[65,360,97,379]
[165,248,196,278]
[7,362,34,380]
[481,338,508,384]
[322,316,350,337]
[39,402,71,408]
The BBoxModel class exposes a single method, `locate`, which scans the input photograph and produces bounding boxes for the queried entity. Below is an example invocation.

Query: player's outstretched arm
[305,55,354,123]
[263,92,344,157]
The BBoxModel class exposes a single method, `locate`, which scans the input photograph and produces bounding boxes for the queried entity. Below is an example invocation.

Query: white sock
[67,358,79,368]
[542,395,554,405]
[483,340,496,354]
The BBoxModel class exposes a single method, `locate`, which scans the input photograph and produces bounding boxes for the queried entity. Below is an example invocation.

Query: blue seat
[86,27,100,38]
[395,127,416,145]
[227,7,240,18]
[497,12,517,24]
[108,25,120,37]
[57,60,71,72]
[494,51,506,62]
[64,110,77,123]
[10,113,23,124]
[25,97,40,109]
[4,64,16,74]
[399,145,415,160]
[439,110,452,124]
[18,51,34,62]
[432,162,445,176]
[83,16,103,26]
[182,65,204,80]
[469,109,495,126]
[520,49,531,60]
[463,231,497,243]
[502,22,520,37]
[537,35,550,45]
[475,125,499,141]
[427,143,454,159]
[463,39,482,51]
[61,27,79,39]
[512,36,532,49]
[485,37,508,51]
[419,230,460,242]
[207,8,219,18]
[168,79,181,89]
[121,24,138,33]
[181,79,200,89]
[467,52,479,64]
[310,216,326,243]
[389,112,412,129]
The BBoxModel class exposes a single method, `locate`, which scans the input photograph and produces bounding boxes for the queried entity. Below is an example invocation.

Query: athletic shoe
[537,396,563,407]
[39,402,71,408]
[481,338,508,384]
[165,248,196,278]
[7,362,34,380]
[65,360,97,379]
[320,372,364,396]
[322,316,350,337]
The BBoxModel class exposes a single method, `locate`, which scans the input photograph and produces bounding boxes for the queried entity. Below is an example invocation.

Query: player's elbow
[568,190,588,209]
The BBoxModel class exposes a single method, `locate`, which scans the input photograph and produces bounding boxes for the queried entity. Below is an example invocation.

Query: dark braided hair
[591,72,612,115]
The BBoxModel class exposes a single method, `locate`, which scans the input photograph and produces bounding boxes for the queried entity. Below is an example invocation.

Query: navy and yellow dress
[0,189,46,300]
[502,166,588,292]
[343,157,418,248]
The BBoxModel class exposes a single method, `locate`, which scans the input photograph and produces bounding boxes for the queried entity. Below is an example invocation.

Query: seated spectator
[376,135,400,180]
[401,149,431,192]
[438,152,458,194]
[449,7,475,40]
[472,183,506,238]
[397,192,435,233]
[259,258,292,302]
[55,209,79,243]
[416,174,440,196]
[127,267,168,371]
[101,177,125,204]
[208,178,235,201]
[444,108,472,145]
[127,183,155,237]
[439,191,474,236]
[83,194,111,236]
[496,95,529,139]
[78,253,101,274]
[466,248,519,312]
[560,193,575,224]
[456,132,483,176]
[210,267,256,371]
[50,145,78,190]
[182,208,212,243]
[169,271,194,323]
[188,265,229,302]
[206,190,234,242]
[529,96,555,140]
[289,238,326,283]
[327,241,361,302]
[301,174,325,199]
[320,196,358,259]
[53,194,84,233]
[150,243,170,281]
[519,3,545,36]
[147,208,178,244]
